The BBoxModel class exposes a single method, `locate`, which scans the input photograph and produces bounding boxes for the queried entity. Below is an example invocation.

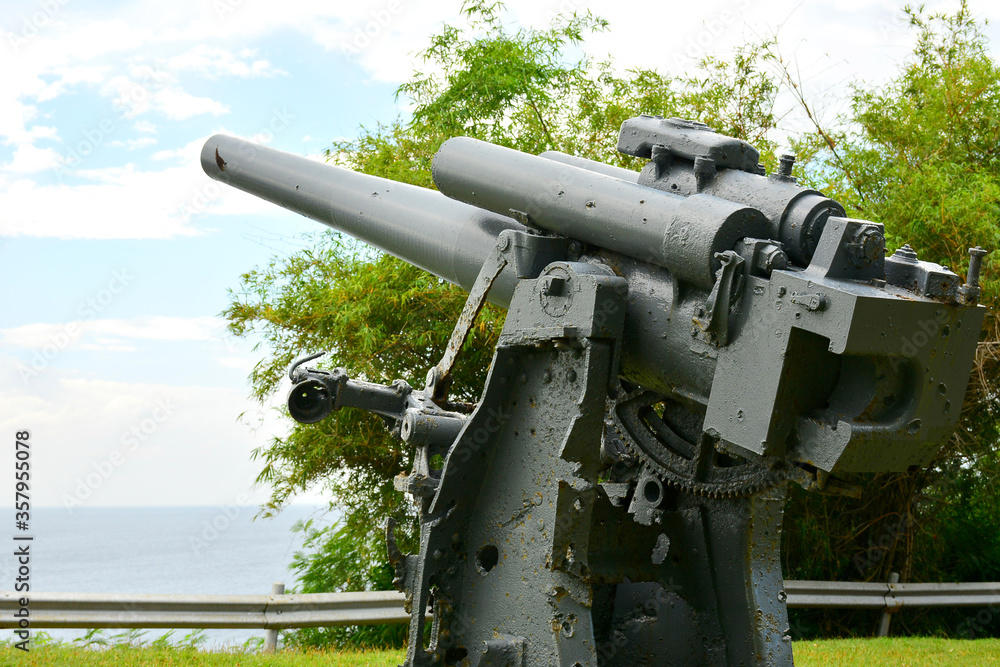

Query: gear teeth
[606,388,786,500]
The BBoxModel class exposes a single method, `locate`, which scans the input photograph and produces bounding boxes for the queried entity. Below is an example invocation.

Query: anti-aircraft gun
[201,116,988,666]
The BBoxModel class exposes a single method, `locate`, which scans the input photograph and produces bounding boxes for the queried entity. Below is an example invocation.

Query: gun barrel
[200,135,525,301]
[433,137,769,288]
[539,151,641,182]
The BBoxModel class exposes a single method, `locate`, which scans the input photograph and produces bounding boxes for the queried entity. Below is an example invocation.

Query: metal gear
[604,386,786,498]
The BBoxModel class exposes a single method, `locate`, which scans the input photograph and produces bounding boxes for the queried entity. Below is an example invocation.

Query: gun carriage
[202,116,987,666]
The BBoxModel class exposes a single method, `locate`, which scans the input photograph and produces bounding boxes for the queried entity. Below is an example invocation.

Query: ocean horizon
[1,504,333,649]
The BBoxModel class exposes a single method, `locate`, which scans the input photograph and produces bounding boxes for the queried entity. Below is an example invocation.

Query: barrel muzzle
[287,379,335,424]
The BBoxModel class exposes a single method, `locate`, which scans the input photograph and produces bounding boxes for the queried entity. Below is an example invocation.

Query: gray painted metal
[200,115,986,667]
[263,582,284,651]
[200,136,526,305]
[0,591,413,629]
[784,580,1000,610]
[783,581,892,609]
[433,136,770,288]
[622,115,845,266]
[429,240,509,401]
[617,116,760,173]
[877,572,900,638]
[539,151,641,183]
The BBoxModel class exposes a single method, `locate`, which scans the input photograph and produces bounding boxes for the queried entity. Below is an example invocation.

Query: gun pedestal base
[395,264,792,667]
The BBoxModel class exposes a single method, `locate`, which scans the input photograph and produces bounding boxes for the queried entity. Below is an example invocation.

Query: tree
[225,0,999,645]
[778,1,1000,637]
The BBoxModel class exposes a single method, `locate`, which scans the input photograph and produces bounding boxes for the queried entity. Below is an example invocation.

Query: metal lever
[426,240,508,401]
[692,250,745,346]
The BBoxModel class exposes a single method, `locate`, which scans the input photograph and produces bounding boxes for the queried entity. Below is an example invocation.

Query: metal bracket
[789,292,828,312]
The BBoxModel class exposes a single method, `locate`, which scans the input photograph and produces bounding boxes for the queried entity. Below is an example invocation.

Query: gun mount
[202,115,986,666]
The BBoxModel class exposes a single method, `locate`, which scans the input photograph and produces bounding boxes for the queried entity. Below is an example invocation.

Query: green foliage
[401,0,609,151]
[792,1,1000,312]
[779,1,1000,639]
[282,519,408,649]
[331,1,780,178]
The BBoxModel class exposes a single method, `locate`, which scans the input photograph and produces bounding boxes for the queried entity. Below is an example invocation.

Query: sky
[2,0,998,510]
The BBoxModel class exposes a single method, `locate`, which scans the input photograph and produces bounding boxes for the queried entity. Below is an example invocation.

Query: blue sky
[2,0,997,509]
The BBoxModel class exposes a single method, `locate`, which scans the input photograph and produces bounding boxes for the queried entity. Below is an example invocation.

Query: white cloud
[108,137,158,150]
[2,143,61,173]
[133,120,158,134]
[100,67,229,121]
[89,316,224,342]
[78,342,137,352]
[0,96,43,147]
[0,163,207,239]
[217,355,256,371]
[166,45,285,79]
[151,136,207,162]
[0,359,288,508]
[0,136,286,240]
[153,87,230,120]
[0,316,225,350]
[51,65,111,87]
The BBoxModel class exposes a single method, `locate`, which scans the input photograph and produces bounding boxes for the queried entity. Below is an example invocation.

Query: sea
[0,505,332,650]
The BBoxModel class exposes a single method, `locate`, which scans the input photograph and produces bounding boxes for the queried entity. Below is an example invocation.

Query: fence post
[264,581,285,652]
[877,572,900,637]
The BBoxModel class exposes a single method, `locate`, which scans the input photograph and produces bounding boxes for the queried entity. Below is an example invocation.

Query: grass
[0,645,406,666]
[794,637,1000,666]
[1,638,998,665]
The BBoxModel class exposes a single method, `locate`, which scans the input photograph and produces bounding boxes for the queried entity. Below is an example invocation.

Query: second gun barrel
[433,136,769,288]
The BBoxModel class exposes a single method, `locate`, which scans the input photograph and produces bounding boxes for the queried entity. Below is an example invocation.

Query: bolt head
[763,247,789,272]
[894,243,918,262]
[857,228,885,264]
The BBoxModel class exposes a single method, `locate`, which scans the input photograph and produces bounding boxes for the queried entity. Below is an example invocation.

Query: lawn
[794,637,1000,666]
[0,645,405,666]
[2,638,999,665]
